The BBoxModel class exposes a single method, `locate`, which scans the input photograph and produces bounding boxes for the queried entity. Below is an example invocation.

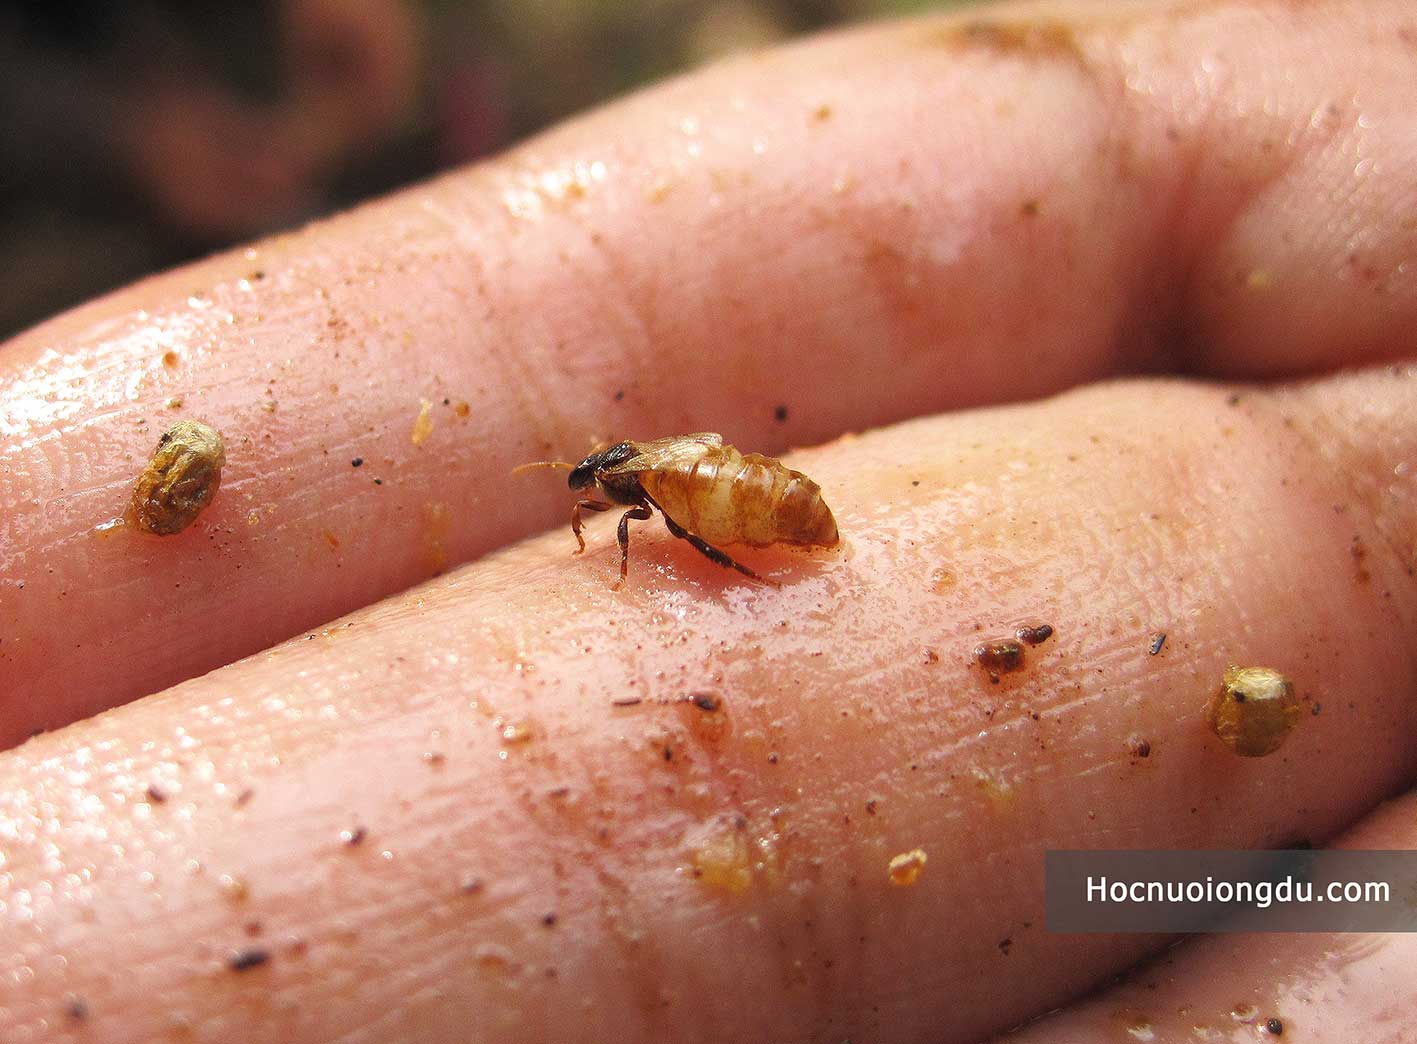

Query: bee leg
[660,514,779,588]
[571,500,613,554]
[612,504,655,590]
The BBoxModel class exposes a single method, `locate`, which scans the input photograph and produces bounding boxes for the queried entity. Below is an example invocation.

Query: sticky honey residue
[1207,665,1301,757]
[497,719,534,745]
[692,829,754,894]
[411,398,434,447]
[931,566,958,592]
[130,419,226,534]
[91,516,128,540]
[944,19,1084,64]
[888,848,927,887]
[677,690,730,743]
[474,943,516,972]
[971,767,1016,812]
[218,873,249,903]
[422,501,451,573]
[644,177,675,203]
[1113,1008,1156,1041]
[689,817,783,894]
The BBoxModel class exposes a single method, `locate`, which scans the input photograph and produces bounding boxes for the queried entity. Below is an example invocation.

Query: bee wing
[597,433,723,476]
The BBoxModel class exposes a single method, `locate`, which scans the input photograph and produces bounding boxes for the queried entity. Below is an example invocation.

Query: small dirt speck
[688,690,722,712]
[228,947,270,972]
[1014,622,1053,646]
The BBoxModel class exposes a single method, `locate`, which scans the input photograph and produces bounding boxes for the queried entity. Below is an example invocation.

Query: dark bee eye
[567,457,599,490]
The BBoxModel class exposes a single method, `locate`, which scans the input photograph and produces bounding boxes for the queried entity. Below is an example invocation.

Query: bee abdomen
[645,446,838,549]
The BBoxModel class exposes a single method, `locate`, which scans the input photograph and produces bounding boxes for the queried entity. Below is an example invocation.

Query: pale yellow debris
[888,847,928,887]
[411,398,434,447]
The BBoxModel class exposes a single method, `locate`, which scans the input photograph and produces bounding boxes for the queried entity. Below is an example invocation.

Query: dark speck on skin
[351,457,363,467]
[1266,1017,1284,1035]
[65,996,89,1021]
[774,404,789,422]
[689,691,722,712]
[1014,623,1053,646]
[228,947,270,972]
[1149,632,1166,655]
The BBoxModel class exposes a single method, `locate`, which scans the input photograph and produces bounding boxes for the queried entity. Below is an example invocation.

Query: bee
[515,433,839,588]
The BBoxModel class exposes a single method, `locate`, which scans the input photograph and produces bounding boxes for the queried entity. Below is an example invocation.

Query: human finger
[5,0,1417,738]
[3,364,1415,1041]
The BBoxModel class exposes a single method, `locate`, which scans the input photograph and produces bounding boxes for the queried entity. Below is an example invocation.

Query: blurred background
[0,0,965,341]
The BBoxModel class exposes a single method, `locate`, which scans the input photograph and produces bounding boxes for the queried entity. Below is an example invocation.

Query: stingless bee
[515,433,839,588]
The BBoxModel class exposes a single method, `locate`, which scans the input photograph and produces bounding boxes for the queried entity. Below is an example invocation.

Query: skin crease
[0,1,1416,1043]
[3,373,1417,1044]
[7,0,1417,739]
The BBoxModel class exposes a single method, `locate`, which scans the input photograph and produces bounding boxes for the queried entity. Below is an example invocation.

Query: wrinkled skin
[3,1,1417,1041]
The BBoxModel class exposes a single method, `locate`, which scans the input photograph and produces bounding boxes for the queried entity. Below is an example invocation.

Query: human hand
[3,1,1417,1040]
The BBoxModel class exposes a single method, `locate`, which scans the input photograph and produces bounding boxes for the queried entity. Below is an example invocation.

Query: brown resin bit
[1013,622,1054,646]
[974,638,1025,682]
[1206,665,1302,757]
[130,419,226,534]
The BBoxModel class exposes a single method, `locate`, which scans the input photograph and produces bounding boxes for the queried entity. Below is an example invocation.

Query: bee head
[567,441,636,492]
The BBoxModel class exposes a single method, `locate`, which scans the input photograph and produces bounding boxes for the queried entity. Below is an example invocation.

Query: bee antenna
[511,460,576,476]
